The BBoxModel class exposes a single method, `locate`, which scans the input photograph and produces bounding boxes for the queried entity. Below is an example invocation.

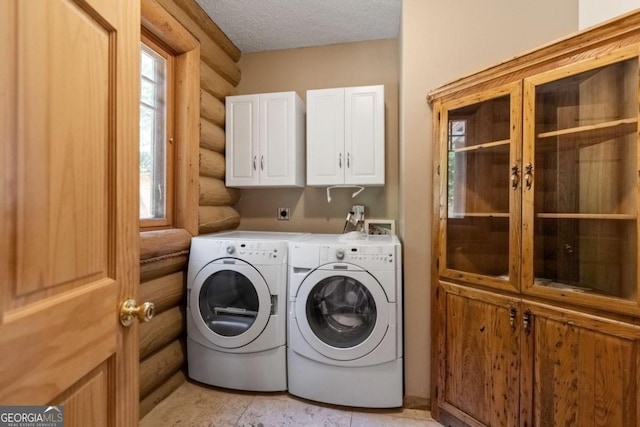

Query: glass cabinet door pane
[531,57,638,300]
[446,95,511,278]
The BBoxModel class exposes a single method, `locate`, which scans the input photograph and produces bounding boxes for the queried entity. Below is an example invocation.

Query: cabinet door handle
[347,153,351,168]
[260,155,264,170]
[339,153,342,168]
[511,164,519,190]
[523,309,532,335]
[509,306,517,330]
[253,156,257,171]
[524,163,533,190]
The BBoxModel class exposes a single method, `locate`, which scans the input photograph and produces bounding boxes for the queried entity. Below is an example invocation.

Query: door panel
[521,303,640,427]
[261,93,291,185]
[225,95,259,186]
[438,283,520,427]
[15,0,110,299]
[306,88,345,186]
[437,82,522,294]
[1,0,139,424]
[53,362,110,427]
[344,85,384,185]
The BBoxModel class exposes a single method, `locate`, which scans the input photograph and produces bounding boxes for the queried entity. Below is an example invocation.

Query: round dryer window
[191,260,271,349]
[306,276,376,348]
[294,268,389,361]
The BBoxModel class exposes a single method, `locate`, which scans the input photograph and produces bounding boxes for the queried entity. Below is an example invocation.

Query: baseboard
[403,395,430,410]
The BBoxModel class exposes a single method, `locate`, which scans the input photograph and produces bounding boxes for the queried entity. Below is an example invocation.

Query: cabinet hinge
[438,112,441,122]
[436,287,440,299]
[436,258,439,269]
[437,164,440,176]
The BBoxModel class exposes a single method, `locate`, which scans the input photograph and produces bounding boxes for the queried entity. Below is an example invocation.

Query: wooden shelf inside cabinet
[449,139,510,153]
[533,278,603,294]
[450,213,509,218]
[537,118,637,140]
[536,213,636,220]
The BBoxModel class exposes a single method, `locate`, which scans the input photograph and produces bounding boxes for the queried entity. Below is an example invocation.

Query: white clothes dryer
[287,233,403,408]
[187,231,306,391]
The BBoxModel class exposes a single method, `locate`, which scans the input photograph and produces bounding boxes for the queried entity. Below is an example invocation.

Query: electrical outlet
[277,208,290,221]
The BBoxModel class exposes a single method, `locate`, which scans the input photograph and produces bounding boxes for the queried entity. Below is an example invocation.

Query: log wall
[139,0,241,418]
[155,0,241,234]
[139,231,190,418]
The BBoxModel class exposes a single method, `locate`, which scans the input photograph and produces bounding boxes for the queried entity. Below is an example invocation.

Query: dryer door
[191,259,271,349]
[294,266,389,361]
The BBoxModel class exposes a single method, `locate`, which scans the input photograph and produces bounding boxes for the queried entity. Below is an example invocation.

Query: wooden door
[521,302,640,426]
[434,283,521,427]
[521,48,640,316]
[435,82,522,294]
[1,0,140,425]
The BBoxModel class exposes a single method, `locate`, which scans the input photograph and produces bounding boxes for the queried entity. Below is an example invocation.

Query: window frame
[139,2,200,236]
[139,31,176,230]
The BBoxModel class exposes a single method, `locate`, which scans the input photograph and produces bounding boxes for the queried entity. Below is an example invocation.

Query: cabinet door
[259,92,304,187]
[344,85,385,185]
[436,83,522,293]
[226,94,259,187]
[521,302,640,426]
[434,283,521,427]
[307,88,345,186]
[522,48,640,316]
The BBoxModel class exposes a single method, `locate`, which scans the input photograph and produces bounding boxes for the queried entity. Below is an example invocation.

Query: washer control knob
[336,249,345,260]
[226,245,235,254]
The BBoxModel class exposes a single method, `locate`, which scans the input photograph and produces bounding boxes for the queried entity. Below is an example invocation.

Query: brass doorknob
[120,298,155,327]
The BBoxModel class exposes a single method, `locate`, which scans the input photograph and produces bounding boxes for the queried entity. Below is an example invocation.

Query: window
[448,119,467,150]
[139,33,175,229]
[138,2,200,236]
[447,119,467,218]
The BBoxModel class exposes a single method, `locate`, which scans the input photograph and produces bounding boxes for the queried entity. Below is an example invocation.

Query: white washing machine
[287,233,403,408]
[187,230,306,391]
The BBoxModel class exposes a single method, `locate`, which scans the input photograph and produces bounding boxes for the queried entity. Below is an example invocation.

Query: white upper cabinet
[306,85,385,186]
[306,88,345,186]
[225,92,305,188]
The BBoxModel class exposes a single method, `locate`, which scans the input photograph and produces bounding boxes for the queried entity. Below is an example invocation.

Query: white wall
[580,0,640,29]
[399,0,579,402]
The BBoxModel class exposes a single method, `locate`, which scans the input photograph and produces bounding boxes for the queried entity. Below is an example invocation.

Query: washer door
[294,266,389,361]
[191,259,271,349]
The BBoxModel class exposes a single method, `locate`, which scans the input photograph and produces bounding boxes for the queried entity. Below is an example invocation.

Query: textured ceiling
[195,0,401,53]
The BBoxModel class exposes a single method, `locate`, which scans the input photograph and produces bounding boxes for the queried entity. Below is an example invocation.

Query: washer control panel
[319,244,396,270]
[219,240,285,264]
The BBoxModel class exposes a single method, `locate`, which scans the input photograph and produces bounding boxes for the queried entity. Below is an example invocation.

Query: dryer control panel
[319,244,397,270]
[219,240,286,265]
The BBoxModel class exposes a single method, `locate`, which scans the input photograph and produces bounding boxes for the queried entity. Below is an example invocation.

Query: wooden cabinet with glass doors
[438,82,522,293]
[430,16,640,427]
[523,49,638,313]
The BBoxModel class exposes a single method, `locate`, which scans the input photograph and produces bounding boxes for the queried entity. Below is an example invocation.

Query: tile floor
[141,381,444,427]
